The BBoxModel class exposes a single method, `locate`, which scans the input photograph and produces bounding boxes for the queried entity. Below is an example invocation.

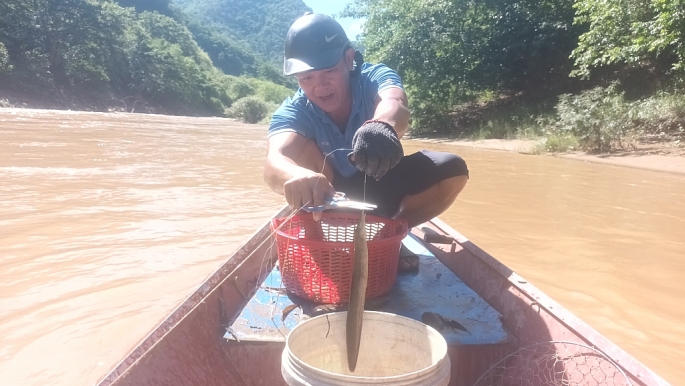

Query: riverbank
[411,137,685,175]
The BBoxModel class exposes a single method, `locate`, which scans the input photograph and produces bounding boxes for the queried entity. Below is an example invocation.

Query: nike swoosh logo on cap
[325,34,338,43]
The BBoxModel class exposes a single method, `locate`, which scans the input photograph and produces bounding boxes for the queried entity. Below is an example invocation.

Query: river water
[0,109,683,385]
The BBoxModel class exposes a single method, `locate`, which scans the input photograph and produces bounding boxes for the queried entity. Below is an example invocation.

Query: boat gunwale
[419,217,669,386]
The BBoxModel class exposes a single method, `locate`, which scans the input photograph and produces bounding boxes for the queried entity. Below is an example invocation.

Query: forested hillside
[0,0,296,118]
[115,0,293,84]
[173,0,311,62]
[345,0,685,152]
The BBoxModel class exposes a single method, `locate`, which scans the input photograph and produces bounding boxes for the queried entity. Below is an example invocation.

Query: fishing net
[473,341,633,386]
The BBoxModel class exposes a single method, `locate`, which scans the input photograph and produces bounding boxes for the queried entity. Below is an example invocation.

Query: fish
[346,211,368,372]
[281,304,299,322]
[421,311,446,331]
[421,312,471,335]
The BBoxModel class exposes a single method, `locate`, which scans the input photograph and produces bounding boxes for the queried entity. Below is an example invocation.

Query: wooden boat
[96,207,668,386]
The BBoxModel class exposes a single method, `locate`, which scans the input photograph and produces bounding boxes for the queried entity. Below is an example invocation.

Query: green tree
[0,0,132,92]
[571,0,685,79]
[227,96,273,123]
[343,0,580,132]
[475,0,579,93]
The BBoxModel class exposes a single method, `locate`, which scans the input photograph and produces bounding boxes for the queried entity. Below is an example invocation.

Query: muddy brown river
[1,109,683,385]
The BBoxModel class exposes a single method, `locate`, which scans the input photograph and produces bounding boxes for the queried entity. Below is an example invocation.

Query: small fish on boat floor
[421,311,470,334]
[281,304,299,322]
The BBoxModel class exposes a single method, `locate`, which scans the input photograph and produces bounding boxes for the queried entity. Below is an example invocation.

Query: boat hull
[97,208,668,386]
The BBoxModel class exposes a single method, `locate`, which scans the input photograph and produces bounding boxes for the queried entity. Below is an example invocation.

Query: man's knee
[441,153,469,179]
[425,152,468,199]
[439,175,468,200]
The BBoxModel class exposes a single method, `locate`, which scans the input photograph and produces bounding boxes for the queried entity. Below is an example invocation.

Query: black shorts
[331,150,469,217]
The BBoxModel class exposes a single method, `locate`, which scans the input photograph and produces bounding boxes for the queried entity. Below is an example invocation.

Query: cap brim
[284,47,345,76]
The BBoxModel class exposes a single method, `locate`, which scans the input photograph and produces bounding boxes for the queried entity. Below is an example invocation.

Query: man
[264,13,469,270]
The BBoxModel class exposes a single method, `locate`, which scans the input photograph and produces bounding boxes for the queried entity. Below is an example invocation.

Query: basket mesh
[272,212,408,304]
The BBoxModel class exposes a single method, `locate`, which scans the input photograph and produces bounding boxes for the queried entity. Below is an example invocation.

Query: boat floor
[226,233,510,348]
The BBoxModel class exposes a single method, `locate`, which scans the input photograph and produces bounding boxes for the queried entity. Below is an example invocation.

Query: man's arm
[372,87,410,138]
[264,132,335,214]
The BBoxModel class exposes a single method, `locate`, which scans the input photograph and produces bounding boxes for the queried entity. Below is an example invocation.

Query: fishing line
[317,147,353,190]
[363,174,367,204]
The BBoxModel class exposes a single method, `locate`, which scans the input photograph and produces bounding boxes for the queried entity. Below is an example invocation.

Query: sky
[301,0,366,40]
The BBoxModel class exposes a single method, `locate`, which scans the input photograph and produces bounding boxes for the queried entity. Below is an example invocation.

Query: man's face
[295,49,355,115]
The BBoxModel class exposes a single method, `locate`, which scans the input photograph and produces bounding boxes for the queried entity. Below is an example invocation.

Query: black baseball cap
[284,13,351,76]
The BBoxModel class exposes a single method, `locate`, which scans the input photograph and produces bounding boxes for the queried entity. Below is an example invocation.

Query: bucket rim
[284,310,449,382]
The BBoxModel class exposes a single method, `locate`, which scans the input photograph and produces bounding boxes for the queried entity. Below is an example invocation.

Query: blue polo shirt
[268,63,404,178]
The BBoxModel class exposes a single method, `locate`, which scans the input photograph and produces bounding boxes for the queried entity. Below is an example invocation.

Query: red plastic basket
[271,212,408,304]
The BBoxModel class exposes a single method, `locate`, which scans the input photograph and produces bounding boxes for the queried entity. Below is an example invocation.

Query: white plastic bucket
[282,311,451,386]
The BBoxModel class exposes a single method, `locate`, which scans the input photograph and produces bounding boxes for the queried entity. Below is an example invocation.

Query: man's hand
[283,170,336,221]
[348,120,403,180]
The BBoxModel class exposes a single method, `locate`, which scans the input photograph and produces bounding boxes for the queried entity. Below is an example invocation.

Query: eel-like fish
[346,211,368,372]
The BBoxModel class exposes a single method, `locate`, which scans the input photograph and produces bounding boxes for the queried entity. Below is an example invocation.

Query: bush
[228,78,255,101]
[553,84,633,152]
[226,96,273,123]
[630,92,685,136]
[245,77,294,104]
[544,133,578,152]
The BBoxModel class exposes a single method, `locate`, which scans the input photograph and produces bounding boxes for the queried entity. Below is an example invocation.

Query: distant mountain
[172,0,312,63]
[114,0,293,86]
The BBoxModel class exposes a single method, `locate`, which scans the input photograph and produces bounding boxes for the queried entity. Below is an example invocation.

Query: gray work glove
[348,120,403,180]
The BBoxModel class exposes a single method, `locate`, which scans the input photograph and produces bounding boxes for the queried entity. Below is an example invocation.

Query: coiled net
[473,341,633,386]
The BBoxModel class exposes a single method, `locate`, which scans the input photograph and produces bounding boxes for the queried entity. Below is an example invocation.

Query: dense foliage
[344,0,685,149]
[0,0,294,116]
[543,85,685,152]
[554,84,633,152]
[343,0,582,131]
[173,0,311,62]
[572,0,685,78]
[226,96,276,124]
[112,0,291,86]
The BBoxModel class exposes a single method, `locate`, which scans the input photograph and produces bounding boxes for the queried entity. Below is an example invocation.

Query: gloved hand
[348,120,403,180]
